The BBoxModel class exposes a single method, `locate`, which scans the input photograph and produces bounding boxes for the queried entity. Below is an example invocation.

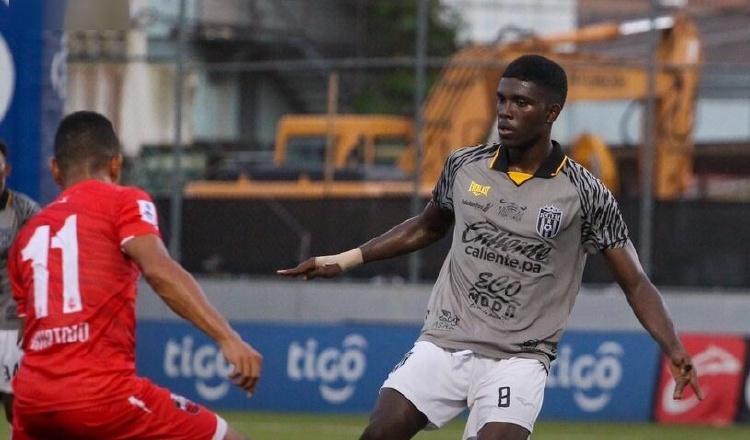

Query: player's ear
[546,103,561,123]
[109,154,123,183]
[50,157,63,187]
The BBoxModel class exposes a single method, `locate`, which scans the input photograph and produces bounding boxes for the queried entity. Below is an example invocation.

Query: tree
[341,0,463,114]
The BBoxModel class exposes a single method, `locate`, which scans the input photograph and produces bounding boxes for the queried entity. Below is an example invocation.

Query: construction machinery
[184,12,701,200]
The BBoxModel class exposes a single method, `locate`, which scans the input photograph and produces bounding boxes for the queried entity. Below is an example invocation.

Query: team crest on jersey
[137,200,159,227]
[171,393,201,415]
[468,181,491,196]
[536,205,563,238]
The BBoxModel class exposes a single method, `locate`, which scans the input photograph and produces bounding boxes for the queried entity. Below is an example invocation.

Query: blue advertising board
[540,330,661,422]
[136,321,421,412]
[0,0,66,204]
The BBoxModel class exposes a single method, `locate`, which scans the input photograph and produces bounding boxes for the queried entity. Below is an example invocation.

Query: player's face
[496,78,559,151]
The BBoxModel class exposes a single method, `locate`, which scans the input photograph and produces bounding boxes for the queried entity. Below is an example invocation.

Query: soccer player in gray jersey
[0,141,41,428]
[278,54,703,440]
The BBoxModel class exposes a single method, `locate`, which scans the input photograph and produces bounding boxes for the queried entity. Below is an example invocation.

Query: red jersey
[9,180,161,413]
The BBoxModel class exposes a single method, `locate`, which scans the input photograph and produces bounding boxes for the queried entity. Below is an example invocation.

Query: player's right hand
[220,337,263,396]
[276,257,344,280]
[669,351,703,401]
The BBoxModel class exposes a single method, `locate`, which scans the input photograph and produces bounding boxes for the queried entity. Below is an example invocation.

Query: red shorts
[13,377,227,440]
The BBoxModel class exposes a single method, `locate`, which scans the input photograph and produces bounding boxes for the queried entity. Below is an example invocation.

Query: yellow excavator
[185,12,701,200]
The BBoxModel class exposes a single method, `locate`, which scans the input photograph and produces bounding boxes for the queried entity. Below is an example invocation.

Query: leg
[464,358,546,440]
[1,392,12,423]
[359,388,428,440]
[476,422,530,440]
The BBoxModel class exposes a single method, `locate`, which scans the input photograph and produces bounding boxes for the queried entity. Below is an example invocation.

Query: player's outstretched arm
[602,240,703,400]
[277,202,453,280]
[124,234,263,395]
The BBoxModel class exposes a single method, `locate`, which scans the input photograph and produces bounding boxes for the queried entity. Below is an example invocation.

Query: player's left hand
[220,337,263,396]
[668,351,703,400]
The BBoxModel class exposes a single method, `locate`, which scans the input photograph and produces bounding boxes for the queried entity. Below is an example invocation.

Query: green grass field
[222,412,750,440]
[3,411,750,439]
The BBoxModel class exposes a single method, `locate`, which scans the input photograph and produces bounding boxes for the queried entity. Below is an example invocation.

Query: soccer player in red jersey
[8,111,262,440]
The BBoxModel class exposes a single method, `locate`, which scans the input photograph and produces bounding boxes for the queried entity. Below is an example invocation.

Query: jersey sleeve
[579,177,629,253]
[430,147,471,214]
[116,187,162,245]
[14,192,41,224]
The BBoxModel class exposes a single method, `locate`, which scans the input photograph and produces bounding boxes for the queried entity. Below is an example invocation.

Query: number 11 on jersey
[20,215,83,318]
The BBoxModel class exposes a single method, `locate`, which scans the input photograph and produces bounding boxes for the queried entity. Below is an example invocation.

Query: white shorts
[0,329,21,394]
[382,340,547,440]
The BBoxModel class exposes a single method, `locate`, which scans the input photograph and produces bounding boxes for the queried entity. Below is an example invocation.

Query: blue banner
[136,321,421,412]
[0,0,66,204]
[540,330,661,422]
[136,322,662,419]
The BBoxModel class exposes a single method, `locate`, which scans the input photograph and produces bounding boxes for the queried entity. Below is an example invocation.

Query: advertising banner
[0,0,66,203]
[540,330,661,422]
[136,321,421,412]
[654,333,746,425]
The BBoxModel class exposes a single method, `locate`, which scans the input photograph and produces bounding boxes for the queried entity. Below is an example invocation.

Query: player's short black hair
[54,111,121,174]
[502,54,568,108]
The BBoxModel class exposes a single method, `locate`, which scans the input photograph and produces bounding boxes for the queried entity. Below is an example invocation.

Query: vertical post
[169,0,187,261]
[409,0,428,283]
[639,0,659,275]
[324,71,339,187]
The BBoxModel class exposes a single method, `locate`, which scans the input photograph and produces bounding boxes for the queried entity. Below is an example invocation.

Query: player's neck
[62,172,115,190]
[507,140,553,174]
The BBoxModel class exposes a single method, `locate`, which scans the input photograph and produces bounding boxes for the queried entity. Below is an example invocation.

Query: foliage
[338,0,463,115]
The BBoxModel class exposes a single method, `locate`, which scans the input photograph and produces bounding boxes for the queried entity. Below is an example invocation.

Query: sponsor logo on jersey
[468,181,491,196]
[164,336,233,401]
[137,200,159,227]
[0,33,14,123]
[467,272,521,321]
[462,220,551,262]
[461,199,492,213]
[546,341,624,412]
[497,199,527,222]
[287,334,367,404]
[536,205,563,238]
[431,309,460,331]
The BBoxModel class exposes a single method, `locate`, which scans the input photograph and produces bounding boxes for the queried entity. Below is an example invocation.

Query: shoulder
[443,143,498,175]
[11,191,40,209]
[10,191,41,218]
[561,157,615,199]
[562,157,624,222]
[447,143,498,163]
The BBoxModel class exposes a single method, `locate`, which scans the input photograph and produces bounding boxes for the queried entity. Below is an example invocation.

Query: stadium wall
[154,197,750,288]
[136,280,750,423]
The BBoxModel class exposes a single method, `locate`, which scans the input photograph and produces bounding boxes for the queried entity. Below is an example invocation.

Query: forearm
[625,280,684,356]
[360,215,446,262]
[146,263,239,345]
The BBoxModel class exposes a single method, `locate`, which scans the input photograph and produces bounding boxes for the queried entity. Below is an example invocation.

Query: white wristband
[315,248,364,272]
